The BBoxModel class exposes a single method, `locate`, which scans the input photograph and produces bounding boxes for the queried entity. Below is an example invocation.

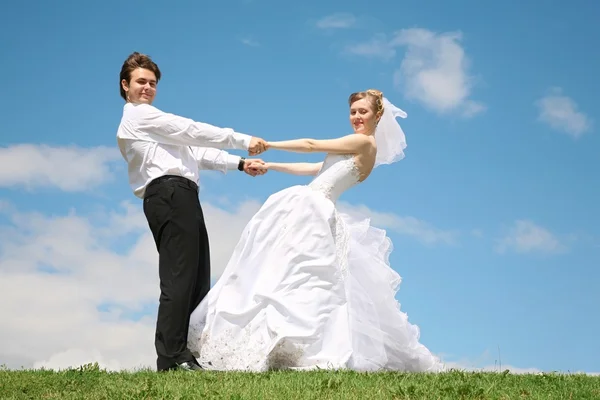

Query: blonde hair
[348,89,384,118]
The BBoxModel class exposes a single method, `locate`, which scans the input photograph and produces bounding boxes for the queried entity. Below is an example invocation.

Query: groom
[116,52,268,372]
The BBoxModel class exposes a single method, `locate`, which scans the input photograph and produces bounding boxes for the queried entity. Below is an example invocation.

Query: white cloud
[316,13,356,29]
[346,28,484,117]
[495,220,567,255]
[0,198,258,371]
[202,200,262,278]
[471,229,484,238]
[0,144,122,192]
[444,360,542,374]
[536,88,592,138]
[345,34,396,60]
[339,202,458,245]
[240,37,259,47]
[443,351,600,375]
[392,29,484,117]
[0,205,156,370]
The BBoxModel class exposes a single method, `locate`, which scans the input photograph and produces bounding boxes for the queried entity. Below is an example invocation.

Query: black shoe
[176,361,203,371]
[163,360,203,372]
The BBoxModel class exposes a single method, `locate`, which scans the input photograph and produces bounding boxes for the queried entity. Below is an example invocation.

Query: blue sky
[1,0,598,373]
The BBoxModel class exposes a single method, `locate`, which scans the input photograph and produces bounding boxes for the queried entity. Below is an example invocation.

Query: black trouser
[142,175,211,371]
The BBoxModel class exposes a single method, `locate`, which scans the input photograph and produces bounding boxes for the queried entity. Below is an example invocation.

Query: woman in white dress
[187,89,444,372]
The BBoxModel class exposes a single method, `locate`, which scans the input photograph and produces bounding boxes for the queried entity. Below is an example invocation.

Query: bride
[187,89,444,372]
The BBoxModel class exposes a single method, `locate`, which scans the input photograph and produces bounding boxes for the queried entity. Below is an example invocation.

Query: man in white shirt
[116,52,268,372]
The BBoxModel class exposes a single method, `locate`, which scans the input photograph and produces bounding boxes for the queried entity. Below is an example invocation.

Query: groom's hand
[243,159,267,177]
[248,137,268,156]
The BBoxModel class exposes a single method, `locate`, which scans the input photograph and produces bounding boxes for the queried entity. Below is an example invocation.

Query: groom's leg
[190,200,211,312]
[143,176,201,371]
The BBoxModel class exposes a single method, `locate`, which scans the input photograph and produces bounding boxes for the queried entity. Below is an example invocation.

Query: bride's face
[349,99,377,135]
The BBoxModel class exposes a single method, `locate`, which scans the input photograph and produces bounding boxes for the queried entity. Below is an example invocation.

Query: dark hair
[119,52,161,101]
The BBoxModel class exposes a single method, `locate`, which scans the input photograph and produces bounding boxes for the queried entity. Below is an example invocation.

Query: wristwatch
[238,157,246,171]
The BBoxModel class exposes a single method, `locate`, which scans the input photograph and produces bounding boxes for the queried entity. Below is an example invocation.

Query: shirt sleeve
[121,104,252,150]
[190,146,241,172]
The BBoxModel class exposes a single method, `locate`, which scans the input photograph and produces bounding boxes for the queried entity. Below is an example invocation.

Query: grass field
[1,363,599,399]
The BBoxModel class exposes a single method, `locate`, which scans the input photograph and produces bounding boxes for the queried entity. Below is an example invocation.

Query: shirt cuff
[233,132,252,150]
[226,154,242,170]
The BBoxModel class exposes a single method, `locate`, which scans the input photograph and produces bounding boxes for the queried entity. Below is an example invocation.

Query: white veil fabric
[373,98,408,167]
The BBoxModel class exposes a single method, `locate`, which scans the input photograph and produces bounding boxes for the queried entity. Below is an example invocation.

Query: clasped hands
[249,136,269,156]
[243,137,270,177]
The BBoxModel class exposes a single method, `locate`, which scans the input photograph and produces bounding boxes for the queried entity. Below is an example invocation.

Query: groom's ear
[121,79,129,92]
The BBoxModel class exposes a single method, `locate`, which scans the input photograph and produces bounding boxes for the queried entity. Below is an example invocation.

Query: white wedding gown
[188,154,443,372]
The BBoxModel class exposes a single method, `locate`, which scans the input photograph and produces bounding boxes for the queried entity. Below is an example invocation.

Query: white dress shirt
[116,102,252,198]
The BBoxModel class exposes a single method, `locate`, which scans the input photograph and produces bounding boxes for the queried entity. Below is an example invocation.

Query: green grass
[1,363,599,399]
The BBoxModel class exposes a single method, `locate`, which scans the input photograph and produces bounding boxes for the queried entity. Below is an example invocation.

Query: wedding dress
[188,153,443,372]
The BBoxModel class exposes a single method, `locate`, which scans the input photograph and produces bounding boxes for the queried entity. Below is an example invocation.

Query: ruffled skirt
[188,185,443,372]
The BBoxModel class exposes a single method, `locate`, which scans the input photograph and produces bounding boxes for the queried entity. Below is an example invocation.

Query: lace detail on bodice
[307,154,360,276]
[308,154,360,203]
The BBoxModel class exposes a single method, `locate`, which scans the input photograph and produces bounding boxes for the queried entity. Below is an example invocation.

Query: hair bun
[366,89,383,99]
[366,89,384,116]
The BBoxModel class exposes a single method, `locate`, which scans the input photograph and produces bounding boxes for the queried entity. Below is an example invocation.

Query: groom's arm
[191,147,266,176]
[190,147,242,173]
[119,103,266,153]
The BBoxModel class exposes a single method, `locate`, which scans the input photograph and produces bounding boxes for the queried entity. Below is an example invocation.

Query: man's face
[122,68,157,104]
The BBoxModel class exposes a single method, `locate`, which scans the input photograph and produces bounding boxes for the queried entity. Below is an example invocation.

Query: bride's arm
[267,134,372,154]
[254,162,323,176]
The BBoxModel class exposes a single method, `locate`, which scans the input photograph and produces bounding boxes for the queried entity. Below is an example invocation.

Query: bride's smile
[349,98,379,135]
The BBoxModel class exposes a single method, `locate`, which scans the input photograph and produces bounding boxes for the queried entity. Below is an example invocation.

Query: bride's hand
[248,137,268,156]
[251,162,269,172]
[244,159,268,176]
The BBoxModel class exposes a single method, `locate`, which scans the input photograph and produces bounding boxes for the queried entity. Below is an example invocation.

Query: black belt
[147,175,198,192]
